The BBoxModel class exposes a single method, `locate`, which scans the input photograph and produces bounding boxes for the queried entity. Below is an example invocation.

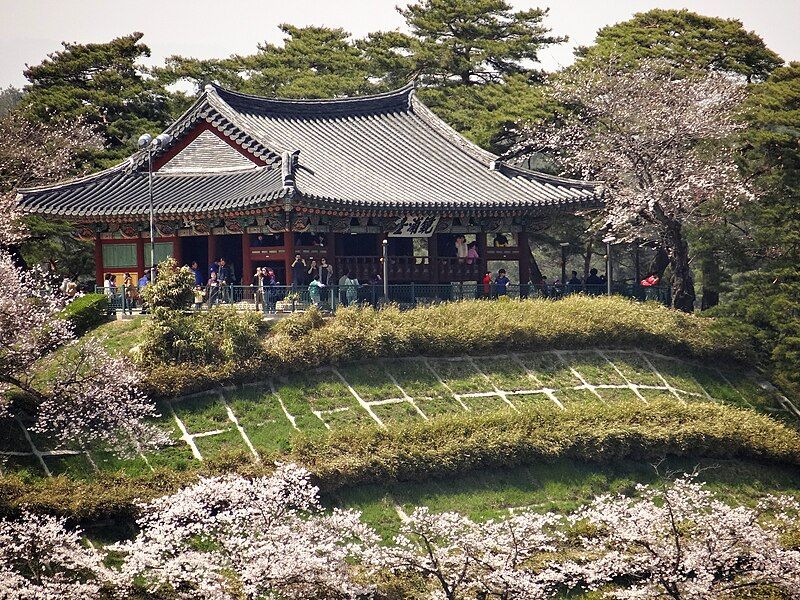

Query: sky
[1,0,798,89]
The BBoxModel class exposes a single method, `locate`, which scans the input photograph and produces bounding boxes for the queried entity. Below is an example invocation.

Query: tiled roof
[17,83,601,219]
[159,129,257,173]
[17,166,285,218]
[213,84,599,211]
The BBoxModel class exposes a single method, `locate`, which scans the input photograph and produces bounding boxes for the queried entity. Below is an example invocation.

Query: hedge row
[141,295,754,397]
[62,293,109,335]
[2,399,797,523]
[293,398,800,489]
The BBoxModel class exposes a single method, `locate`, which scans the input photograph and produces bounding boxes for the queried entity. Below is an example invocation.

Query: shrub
[139,295,757,397]
[141,257,195,311]
[61,293,109,335]
[139,306,267,367]
[1,399,797,521]
[292,399,800,491]
[263,296,753,375]
[272,306,325,337]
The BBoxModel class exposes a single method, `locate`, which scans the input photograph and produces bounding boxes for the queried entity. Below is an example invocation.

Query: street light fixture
[138,132,173,284]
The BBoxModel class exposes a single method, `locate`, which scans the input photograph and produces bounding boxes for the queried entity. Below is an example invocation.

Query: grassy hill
[1,347,788,479]
[1,297,798,532]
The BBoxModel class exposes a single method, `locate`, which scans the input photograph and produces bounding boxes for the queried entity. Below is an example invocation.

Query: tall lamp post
[137,132,173,284]
[382,238,389,298]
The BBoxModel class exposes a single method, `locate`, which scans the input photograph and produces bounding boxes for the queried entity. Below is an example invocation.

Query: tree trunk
[666,222,696,312]
[700,253,721,311]
[700,288,719,310]
[647,247,670,278]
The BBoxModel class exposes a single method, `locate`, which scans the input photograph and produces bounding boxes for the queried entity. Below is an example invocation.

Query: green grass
[325,458,800,540]
[32,317,147,386]
[1,348,791,481]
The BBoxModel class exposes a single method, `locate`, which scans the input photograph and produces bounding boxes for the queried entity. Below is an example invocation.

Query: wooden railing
[334,256,482,282]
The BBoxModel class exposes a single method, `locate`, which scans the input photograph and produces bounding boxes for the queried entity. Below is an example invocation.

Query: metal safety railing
[96,282,671,313]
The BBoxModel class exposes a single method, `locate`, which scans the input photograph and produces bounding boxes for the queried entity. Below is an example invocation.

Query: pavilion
[16,82,601,286]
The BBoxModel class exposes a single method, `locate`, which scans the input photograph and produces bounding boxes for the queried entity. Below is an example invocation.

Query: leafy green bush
[61,293,109,335]
[294,398,800,490]
[2,399,797,520]
[141,257,195,311]
[139,306,267,367]
[263,296,752,375]
[272,306,325,337]
[140,295,755,397]
[709,267,800,398]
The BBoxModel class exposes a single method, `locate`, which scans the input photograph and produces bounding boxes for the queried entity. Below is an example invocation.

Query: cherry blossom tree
[116,463,378,599]
[0,108,162,455]
[0,510,115,600]
[0,110,101,248]
[511,60,751,311]
[366,505,568,599]
[33,337,168,454]
[568,473,800,599]
[0,249,166,456]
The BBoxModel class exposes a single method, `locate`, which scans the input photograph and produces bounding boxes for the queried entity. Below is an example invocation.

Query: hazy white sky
[1,0,798,88]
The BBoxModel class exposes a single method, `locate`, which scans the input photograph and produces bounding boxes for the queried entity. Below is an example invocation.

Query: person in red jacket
[482,271,492,298]
[641,274,660,287]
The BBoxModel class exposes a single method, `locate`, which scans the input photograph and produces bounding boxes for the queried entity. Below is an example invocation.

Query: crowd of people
[102,271,145,314]
[97,245,627,316]
[187,255,368,313]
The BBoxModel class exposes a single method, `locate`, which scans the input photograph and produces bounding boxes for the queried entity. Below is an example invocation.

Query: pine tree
[574,8,782,82]
[21,32,170,163]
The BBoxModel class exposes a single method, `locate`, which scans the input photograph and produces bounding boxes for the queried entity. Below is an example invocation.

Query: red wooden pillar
[284,227,294,285]
[518,229,531,285]
[241,233,252,285]
[172,235,182,266]
[136,237,145,279]
[94,235,103,286]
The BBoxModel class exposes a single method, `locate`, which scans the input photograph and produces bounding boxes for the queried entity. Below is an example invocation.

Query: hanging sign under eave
[388,215,440,237]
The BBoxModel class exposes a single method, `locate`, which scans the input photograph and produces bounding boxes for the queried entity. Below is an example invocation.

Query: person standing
[454,235,468,260]
[253,267,267,313]
[291,254,307,288]
[217,258,232,304]
[190,261,203,286]
[209,258,220,281]
[585,268,603,295]
[345,271,359,306]
[206,271,221,308]
[307,259,319,285]
[338,272,349,307]
[466,241,479,265]
[319,257,333,285]
[495,269,510,297]
[265,268,278,313]
[482,270,492,299]
[123,273,137,315]
[193,285,205,311]
[308,274,326,308]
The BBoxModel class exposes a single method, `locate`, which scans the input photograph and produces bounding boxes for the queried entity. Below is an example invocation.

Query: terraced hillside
[1,348,790,479]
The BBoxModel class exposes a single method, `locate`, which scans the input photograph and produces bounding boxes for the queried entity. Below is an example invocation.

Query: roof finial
[204,83,215,94]
[281,150,299,196]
